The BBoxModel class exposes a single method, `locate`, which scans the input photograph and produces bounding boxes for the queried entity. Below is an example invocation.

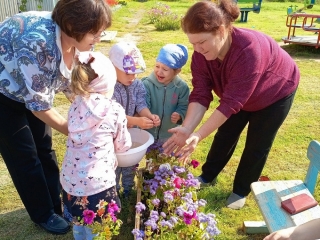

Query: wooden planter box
[134,169,143,240]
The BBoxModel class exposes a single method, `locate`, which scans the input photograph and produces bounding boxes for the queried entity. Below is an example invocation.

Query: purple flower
[176,206,184,216]
[151,198,160,206]
[144,219,158,230]
[198,199,207,207]
[132,229,145,238]
[206,225,221,236]
[135,202,146,213]
[184,177,199,188]
[82,209,96,225]
[170,216,178,225]
[173,166,185,174]
[150,210,159,221]
[163,191,174,203]
[160,220,173,229]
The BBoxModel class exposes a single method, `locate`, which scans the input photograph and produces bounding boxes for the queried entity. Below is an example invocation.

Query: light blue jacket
[142,72,189,141]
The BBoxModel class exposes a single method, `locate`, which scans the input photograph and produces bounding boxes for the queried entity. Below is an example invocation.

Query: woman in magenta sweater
[163,0,299,210]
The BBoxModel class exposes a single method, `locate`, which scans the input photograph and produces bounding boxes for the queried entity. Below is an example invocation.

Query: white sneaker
[226,193,246,210]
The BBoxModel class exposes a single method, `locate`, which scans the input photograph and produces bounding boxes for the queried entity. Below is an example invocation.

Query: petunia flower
[83,209,96,225]
[191,159,200,168]
[108,200,119,214]
[173,177,184,189]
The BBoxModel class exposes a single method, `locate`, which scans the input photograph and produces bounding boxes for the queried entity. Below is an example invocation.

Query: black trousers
[0,93,61,223]
[201,90,297,196]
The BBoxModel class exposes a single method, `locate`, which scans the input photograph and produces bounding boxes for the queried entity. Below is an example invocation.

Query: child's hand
[171,112,181,124]
[151,114,161,127]
[137,117,155,129]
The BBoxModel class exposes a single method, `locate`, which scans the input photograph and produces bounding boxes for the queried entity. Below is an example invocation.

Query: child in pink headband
[60,51,131,240]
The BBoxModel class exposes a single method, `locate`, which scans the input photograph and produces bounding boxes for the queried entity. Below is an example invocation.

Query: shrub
[148,2,182,31]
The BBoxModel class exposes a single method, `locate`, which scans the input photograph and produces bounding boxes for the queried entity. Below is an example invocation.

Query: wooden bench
[248,140,320,234]
[236,0,263,22]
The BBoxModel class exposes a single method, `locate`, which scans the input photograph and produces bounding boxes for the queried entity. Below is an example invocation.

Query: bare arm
[263,218,320,240]
[195,108,227,141]
[138,108,153,119]
[32,108,68,136]
[181,102,207,133]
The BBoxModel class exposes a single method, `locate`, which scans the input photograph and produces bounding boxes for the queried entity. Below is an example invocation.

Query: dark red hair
[181,0,240,34]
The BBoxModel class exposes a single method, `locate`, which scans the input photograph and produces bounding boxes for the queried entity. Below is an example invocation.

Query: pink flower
[183,211,197,225]
[173,177,184,189]
[190,159,199,168]
[83,210,96,225]
[109,212,117,222]
[108,200,120,214]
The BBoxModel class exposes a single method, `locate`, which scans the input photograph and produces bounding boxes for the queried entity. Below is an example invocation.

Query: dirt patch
[113,9,145,44]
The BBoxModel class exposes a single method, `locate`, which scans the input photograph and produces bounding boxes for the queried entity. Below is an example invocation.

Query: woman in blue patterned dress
[0,0,112,235]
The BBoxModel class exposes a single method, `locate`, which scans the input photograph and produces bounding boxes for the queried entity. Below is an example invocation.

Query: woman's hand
[162,126,192,155]
[263,227,295,240]
[176,132,202,164]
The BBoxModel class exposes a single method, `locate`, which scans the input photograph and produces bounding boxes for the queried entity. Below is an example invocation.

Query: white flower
[159,163,171,171]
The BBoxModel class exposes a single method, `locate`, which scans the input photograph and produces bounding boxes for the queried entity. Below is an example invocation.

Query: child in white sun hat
[109,41,160,198]
[60,51,132,240]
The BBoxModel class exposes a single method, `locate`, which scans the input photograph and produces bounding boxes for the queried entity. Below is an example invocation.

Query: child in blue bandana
[142,44,190,144]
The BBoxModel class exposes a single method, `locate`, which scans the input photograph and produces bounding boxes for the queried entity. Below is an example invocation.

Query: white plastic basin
[116,128,154,167]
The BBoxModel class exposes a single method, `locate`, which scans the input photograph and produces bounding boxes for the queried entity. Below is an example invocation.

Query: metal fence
[0,0,57,22]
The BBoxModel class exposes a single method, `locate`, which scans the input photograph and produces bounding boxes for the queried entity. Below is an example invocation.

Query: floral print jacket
[0,11,72,111]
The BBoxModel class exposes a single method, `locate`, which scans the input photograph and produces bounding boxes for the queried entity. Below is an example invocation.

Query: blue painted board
[251,180,320,232]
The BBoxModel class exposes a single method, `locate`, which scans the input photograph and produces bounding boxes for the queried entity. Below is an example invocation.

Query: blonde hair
[70,57,98,97]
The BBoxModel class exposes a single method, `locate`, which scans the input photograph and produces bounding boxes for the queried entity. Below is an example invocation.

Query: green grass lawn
[0,0,320,239]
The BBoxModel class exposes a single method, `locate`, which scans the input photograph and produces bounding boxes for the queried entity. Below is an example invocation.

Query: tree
[19,0,43,12]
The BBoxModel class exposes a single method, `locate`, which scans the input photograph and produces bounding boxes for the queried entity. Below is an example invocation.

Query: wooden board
[251,180,320,233]
[243,221,269,234]
[134,169,143,240]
